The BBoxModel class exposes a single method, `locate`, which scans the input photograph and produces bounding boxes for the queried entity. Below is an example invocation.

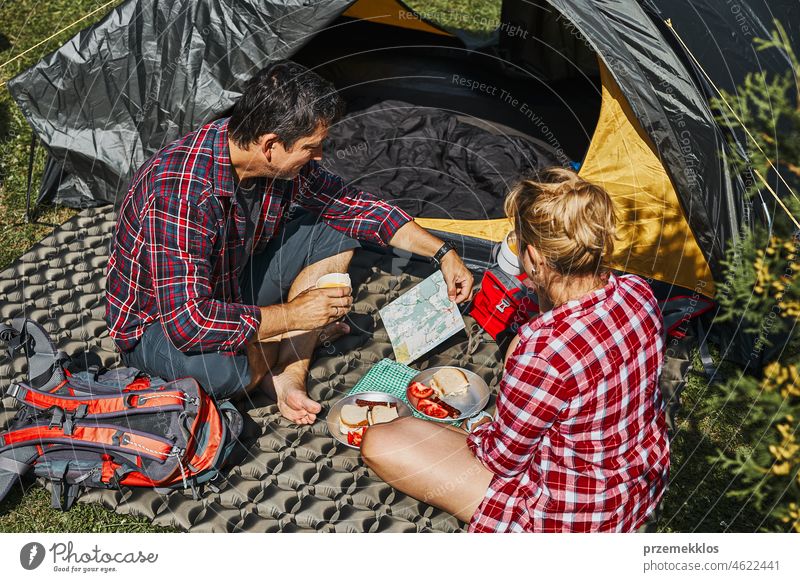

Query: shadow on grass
[0,99,15,175]
[659,358,769,532]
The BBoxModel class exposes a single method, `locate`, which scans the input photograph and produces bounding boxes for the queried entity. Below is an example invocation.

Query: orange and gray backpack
[0,318,244,510]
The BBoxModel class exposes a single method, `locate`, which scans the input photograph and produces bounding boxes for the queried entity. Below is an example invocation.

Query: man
[106,60,473,425]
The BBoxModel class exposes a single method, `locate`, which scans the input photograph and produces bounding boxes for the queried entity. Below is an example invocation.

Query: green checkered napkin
[348,358,417,397]
[347,358,457,423]
[347,358,425,418]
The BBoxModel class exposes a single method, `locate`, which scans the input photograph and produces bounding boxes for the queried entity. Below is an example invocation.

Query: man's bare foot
[317,321,350,346]
[259,322,350,425]
[271,370,322,425]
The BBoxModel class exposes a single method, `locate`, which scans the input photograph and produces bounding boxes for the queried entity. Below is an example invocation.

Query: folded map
[378,270,466,364]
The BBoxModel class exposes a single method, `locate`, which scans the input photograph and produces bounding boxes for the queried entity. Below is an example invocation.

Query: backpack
[0,318,244,510]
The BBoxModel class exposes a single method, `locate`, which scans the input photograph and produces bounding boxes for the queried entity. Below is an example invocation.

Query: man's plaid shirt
[106,118,411,354]
[467,274,669,532]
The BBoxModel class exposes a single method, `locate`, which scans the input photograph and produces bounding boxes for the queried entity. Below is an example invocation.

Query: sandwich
[339,404,370,434]
[429,368,470,398]
[369,404,399,425]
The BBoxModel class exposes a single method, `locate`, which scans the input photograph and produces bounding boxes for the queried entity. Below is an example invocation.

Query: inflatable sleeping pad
[0,207,504,532]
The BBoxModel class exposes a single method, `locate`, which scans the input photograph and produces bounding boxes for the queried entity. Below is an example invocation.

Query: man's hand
[441,251,474,303]
[286,286,352,330]
[386,221,474,302]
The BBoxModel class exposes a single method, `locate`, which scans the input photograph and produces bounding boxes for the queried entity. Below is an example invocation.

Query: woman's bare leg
[361,416,493,523]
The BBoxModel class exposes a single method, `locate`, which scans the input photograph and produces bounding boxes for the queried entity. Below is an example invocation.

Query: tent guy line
[665,18,800,219]
[0,0,121,84]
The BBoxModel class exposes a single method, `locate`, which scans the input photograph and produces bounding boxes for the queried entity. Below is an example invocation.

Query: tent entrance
[292,7,602,229]
[295,10,602,166]
[294,4,714,295]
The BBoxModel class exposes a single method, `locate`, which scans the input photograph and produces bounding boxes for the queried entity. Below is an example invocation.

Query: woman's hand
[461,411,493,432]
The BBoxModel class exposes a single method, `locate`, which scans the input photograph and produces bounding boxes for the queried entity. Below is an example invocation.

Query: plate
[326,391,413,449]
[406,366,491,422]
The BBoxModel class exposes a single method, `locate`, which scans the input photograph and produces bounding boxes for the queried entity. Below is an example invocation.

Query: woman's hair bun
[504,167,617,276]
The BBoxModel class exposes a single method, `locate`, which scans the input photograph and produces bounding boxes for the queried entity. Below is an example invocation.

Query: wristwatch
[430,240,456,268]
[465,411,494,433]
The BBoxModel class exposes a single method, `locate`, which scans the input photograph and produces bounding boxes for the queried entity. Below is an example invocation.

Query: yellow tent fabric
[413,217,511,242]
[578,62,715,296]
[343,0,452,37]
[417,62,715,296]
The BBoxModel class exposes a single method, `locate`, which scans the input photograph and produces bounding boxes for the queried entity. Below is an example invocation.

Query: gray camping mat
[0,207,504,532]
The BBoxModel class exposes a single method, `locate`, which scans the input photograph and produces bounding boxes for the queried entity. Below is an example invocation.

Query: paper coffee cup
[497,232,522,276]
[507,231,518,255]
[316,272,351,289]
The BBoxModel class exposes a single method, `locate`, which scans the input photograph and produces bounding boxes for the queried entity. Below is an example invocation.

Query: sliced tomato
[347,427,365,447]
[423,402,449,419]
[416,398,448,419]
[408,381,434,399]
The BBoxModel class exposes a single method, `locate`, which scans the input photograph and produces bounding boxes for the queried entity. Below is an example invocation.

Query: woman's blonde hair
[504,167,617,276]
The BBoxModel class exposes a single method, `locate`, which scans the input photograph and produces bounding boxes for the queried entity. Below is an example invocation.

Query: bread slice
[339,404,369,434]
[369,404,399,426]
[430,368,470,398]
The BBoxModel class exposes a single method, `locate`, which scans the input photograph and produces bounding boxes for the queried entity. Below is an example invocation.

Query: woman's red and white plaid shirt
[467,273,669,532]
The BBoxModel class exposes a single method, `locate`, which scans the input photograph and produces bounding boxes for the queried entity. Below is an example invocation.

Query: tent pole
[24,132,37,224]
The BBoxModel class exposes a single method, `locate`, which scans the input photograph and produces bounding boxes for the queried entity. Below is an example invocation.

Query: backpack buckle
[87,365,101,382]
[48,407,65,430]
[58,405,86,436]
[205,471,226,493]
[5,383,21,400]
[51,479,78,511]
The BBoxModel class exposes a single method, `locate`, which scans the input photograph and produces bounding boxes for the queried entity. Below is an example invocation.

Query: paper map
[378,270,465,364]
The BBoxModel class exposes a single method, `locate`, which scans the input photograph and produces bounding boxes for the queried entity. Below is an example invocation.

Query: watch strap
[431,240,455,267]
[465,410,494,433]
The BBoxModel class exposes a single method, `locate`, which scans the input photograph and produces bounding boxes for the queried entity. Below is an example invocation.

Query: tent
[7,0,799,362]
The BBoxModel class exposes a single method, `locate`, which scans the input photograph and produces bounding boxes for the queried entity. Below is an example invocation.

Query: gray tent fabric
[643,0,799,95]
[10,0,789,278]
[322,100,562,220]
[7,0,798,366]
[7,0,355,207]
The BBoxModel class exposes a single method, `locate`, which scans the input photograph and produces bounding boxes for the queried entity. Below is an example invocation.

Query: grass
[659,346,766,532]
[0,0,782,534]
[0,481,174,533]
[0,0,116,270]
[406,0,502,39]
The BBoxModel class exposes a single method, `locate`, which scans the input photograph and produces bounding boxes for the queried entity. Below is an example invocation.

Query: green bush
[704,20,800,532]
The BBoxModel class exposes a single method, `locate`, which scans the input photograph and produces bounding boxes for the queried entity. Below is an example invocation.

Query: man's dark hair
[229,60,343,150]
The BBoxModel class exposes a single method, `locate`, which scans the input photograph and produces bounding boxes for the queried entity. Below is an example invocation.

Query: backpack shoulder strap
[0,318,67,391]
[0,445,38,505]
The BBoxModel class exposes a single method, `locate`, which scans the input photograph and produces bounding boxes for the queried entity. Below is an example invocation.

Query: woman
[361,168,670,532]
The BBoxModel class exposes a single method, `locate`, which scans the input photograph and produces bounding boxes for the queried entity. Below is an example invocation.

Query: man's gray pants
[121,212,360,399]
